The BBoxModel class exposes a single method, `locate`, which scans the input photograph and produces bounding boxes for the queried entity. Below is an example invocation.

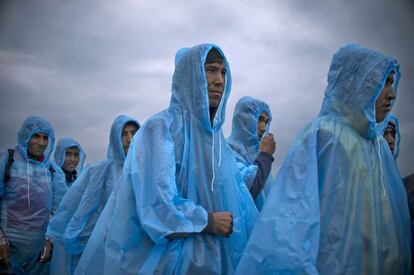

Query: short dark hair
[205,48,224,64]
[124,121,140,130]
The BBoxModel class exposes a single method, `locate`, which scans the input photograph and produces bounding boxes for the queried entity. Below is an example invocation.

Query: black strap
[3,149,54,182]
[4,149,14,183]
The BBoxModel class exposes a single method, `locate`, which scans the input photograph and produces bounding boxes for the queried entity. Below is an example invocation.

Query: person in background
[383,115,399,159]
[54,138,86,187]
[47,137,87,275]
[227,96,276,209]
[45,115,139,274]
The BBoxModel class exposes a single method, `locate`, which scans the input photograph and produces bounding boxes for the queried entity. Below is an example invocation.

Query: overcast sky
[0,0,413,177]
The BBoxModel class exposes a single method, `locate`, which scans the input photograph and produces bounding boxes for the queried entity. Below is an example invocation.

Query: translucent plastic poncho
[53,137,86,179]
[49,138,87,211]
[75,44,258,275]
[0,116,58,275]
[227,96,273,209]
[49,137,86,275]
[46,115,139,274]
[236,44,411,274]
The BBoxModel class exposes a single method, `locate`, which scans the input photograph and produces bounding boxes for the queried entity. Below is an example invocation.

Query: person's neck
[27,151,44,162]
[209,107,217,126]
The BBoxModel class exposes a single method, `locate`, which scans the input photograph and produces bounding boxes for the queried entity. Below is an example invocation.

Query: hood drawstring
[211,131,216,192]
[218,132,222,167]
[26,159,51,208]
[26,161,31,208]
[210,131,223,192]
[43,166,50,193]
[376,136,386,197]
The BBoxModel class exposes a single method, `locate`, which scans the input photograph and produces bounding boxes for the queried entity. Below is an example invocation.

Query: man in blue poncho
[42,137,87,275]
[236,44,411,274]
[53,138,86,188]
[227,96,276,207]
[0,116,67,275]
[45,115,139,274]
[75,44,258,275]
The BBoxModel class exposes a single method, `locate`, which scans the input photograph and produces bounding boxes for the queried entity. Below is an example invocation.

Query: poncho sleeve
[50,163,69,214]
[45,166,93,243]
[130,117,208,244]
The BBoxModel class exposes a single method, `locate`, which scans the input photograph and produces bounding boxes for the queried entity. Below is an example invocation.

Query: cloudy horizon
[1,0,413,177]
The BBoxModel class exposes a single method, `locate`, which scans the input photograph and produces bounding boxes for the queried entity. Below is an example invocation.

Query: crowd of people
[0,43,412,275]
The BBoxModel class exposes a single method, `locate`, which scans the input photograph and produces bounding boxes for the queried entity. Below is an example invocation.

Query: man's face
[205,62,226,108]
[27,133,49,159]
[122,123,138,155]
[257,112,269,141]
[375,74,396,122]
[63,146,80,172]
[383,124,396,153]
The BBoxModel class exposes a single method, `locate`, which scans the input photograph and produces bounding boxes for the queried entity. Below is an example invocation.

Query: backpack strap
[4,149,15,183]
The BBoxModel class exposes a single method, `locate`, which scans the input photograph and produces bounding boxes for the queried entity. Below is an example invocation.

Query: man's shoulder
[140,110,174,135]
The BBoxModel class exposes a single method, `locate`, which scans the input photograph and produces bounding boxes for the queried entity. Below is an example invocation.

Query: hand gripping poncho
[0,116,56,275]
[75,44,258,275]
[236,44,411,275]
[227,96,273,209]
[46,115,139,273]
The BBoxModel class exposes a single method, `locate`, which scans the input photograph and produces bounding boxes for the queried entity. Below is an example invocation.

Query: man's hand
[260,133,276,155]
[39,239,52,263]
[204,212,233,237]
[0,243,10,268]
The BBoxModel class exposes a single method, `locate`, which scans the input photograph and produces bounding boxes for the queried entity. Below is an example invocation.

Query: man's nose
[214,73,224,85]
[387,89,396,100]
[39,137,48,146]
[127,133,133,142]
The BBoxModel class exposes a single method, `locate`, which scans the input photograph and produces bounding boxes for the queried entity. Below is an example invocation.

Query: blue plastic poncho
[49,137,86,275]
[0,116,56,275]
[54,137,86,178]
[46,115,139,274]
[75,44,258,275]
[383,114,400,160]
[50,138,87,211]
[227,96,273,209]
[236,44,411,274]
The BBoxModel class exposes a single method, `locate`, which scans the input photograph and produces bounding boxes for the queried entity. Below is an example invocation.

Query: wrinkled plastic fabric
[0,116,55,275]
[384,114,400,159]
[50,138,86,275]
[46,115,138,274]
[75,44,258,275]
[227,96,273,210]
[236,44,411,275]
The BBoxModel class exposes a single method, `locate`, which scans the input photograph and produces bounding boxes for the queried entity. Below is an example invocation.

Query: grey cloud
[0,0,413,177]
